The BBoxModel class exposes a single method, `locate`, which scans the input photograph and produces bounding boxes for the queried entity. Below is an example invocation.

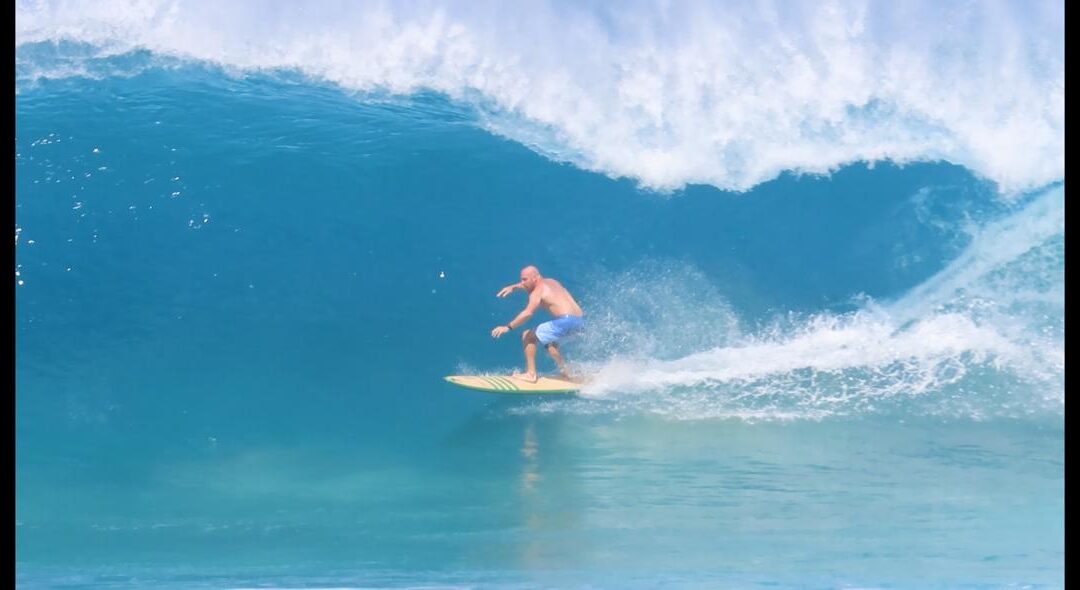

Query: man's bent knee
[522,329,538,344]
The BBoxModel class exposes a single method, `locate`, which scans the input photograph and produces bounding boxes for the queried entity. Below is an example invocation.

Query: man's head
[519,265,542,292]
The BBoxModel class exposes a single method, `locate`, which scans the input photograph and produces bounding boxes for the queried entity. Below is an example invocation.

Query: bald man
[491,266,585,382]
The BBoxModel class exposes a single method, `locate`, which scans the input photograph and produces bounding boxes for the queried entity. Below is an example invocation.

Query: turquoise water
[16,3,1063,588]
[16,414,1064,589]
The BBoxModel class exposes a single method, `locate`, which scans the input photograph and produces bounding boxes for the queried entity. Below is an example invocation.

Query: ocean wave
[16,0,1064,193]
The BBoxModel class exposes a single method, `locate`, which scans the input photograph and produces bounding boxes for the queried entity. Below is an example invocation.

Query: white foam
[582,310,1016,394]
[15,0,1063,193]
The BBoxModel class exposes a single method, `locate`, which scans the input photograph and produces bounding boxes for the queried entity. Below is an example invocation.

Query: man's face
[520,272,539,292]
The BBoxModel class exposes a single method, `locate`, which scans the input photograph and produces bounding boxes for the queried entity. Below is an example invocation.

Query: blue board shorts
[535,315,585,346]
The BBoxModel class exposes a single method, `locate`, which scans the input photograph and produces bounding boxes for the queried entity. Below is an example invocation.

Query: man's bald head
[520,266,542,292]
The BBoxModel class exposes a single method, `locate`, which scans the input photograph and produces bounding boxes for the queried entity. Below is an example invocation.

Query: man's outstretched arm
[496,282,523,298]
[492,290,542,338]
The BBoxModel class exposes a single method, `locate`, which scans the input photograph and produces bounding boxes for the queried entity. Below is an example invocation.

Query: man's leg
[514,329,540,382]
[546,343,569,379]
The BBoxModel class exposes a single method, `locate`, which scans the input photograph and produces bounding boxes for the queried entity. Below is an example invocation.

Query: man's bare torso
[536,278,584,317]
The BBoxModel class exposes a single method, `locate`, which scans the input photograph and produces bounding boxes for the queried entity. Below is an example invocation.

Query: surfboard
[444,375,581,394]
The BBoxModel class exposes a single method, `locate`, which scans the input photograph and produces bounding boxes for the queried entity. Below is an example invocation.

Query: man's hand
[491,325,511,338]
[496,284,519,298]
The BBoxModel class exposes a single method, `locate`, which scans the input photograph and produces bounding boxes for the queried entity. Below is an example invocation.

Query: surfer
[491,265,585,383]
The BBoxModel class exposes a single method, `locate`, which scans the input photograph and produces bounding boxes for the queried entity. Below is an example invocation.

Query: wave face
[16,0,1064,192]
[15,6,1063,586]
[15,48,1063,431]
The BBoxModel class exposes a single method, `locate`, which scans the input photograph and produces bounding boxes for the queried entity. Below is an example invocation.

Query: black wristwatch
[505,324,514,331]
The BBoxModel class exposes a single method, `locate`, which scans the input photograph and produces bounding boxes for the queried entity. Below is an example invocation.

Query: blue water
[16,3,1063,589]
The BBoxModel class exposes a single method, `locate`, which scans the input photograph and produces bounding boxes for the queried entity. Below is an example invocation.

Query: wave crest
[16,0,1064,193]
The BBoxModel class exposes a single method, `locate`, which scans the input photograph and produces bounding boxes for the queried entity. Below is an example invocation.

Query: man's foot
[511,371,539,383]
[559,372,581,383]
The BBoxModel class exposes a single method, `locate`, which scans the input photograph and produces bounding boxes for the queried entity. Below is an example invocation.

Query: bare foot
[511,371,539,383]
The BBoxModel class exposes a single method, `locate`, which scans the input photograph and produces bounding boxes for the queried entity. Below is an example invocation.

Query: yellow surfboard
[444,375,581,394]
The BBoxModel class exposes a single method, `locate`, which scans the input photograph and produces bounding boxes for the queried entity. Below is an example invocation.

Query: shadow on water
[439,400,593,570]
